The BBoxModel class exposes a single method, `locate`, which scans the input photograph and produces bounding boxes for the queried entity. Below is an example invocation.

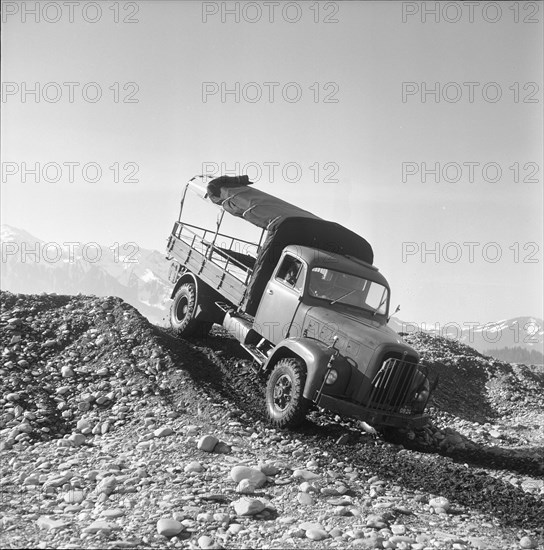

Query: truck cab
[249,246,429,429]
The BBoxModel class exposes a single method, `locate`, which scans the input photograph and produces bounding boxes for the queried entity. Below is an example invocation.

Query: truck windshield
[309,267,389,315]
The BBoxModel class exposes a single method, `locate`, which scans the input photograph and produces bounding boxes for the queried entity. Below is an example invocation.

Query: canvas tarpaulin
[207,176,374,315]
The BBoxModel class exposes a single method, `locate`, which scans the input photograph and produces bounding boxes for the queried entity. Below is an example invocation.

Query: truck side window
[276,256,304,291]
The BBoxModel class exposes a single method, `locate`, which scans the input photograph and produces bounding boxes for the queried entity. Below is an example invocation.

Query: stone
[61,366,74,378]
[366,514,388,529]
[23,474,40,485]
[520,537,537,549]
[63,490,85,504]
[5,392,20,402]
[197,435,219,452]
[185,425,200,436]
[213,512,229,523]
[297,492,314,505]
[232,497,265,516]
[76,419,91,431]
[154,426,174,438]
[184,461,205,473]
[82,520,120,534]
[236,479,257,494]
[198,535,215,548]
[259,462,280,476]
[306,528,328,540]
[300,521,324,531]
[197,512,214,523]
[292,469,319,481]
[102,508,125,519]
[389,535,416,544]
[44,473,72,487]
[429,496,451,512]
[227,523,243,535]
[467,537,496,549]
[299,481,318,493]
[214,441,232,454]
[156,518,184,537]
[36,516,71,531]
[95,476,117,495]
[230,466,267,488]
[68,433,86,446]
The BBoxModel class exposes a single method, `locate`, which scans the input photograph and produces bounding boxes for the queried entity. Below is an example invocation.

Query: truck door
[254,254,306,345]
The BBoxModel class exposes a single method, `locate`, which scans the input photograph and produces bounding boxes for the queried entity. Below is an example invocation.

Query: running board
[240,343,267,367]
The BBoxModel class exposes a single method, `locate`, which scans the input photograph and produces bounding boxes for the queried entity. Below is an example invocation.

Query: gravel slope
[0,291,542,550]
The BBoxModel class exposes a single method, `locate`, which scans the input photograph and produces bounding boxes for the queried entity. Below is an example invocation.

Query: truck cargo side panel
[169,237,246,307]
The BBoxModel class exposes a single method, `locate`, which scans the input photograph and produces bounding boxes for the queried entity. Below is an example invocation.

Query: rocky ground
[0,291,542,550]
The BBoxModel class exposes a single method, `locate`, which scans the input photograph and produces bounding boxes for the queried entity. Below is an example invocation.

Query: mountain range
[1,224,171,325]
[388,316,544,363]
[1,224,542,363]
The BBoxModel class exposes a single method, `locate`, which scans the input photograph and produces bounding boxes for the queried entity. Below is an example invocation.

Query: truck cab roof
[283,244,390,289]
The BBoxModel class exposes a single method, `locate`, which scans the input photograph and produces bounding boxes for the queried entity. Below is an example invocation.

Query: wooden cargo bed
[166,221,260,309]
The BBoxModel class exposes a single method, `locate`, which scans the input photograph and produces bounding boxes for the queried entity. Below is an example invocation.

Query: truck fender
[170,271,224,323]
[264,338,337,400]
[170,271,198,299]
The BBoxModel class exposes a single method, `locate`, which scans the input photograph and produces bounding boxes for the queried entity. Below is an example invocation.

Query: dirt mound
[401,331,544,423]
[1,292,543,548]
[0,291,190,446]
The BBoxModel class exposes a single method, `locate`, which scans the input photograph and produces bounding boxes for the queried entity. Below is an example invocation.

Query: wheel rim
[273,374,293,411]
[175,297,189,322]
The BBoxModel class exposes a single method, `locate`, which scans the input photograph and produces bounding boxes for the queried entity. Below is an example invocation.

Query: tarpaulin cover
[207,176,374,315]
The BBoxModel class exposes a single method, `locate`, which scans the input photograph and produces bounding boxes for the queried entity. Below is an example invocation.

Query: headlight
[325,369,338,385]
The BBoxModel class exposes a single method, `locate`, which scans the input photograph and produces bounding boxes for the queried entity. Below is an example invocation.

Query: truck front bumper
[316,393,428,429]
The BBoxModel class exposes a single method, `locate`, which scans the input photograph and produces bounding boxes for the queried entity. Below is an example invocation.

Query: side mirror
[387,304,401,322]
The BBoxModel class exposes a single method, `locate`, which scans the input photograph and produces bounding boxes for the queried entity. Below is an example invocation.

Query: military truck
[166,175,432,429]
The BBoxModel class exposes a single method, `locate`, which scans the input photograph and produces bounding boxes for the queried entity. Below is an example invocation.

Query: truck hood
[302,305,418,375]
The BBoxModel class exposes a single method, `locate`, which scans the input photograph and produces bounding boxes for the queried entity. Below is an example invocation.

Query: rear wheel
[265,357,308,428]
[170,282,212,337]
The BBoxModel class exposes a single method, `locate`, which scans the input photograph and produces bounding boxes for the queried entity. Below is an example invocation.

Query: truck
[165,174,433,431]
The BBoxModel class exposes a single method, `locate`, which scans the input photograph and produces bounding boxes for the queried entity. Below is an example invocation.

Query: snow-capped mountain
[1,225,171,325]
[388,316,544,362]
[2,225,542,358]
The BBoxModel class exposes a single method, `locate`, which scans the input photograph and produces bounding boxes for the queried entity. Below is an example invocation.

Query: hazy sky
[1,0,543,326]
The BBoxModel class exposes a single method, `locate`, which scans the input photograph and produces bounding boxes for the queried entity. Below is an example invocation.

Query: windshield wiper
[330,289,358,305]
[372,295,388,316]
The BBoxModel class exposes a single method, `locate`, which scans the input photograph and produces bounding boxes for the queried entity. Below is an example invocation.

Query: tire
[265,357,309,428]
[380,426,403,443]
[170,282,212,337]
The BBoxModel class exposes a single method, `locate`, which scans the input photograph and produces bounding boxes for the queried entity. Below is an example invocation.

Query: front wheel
[170,282,212,337]
[265,357,309,428]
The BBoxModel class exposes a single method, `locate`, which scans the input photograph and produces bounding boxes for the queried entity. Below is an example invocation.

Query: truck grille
[368,357,417,412]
